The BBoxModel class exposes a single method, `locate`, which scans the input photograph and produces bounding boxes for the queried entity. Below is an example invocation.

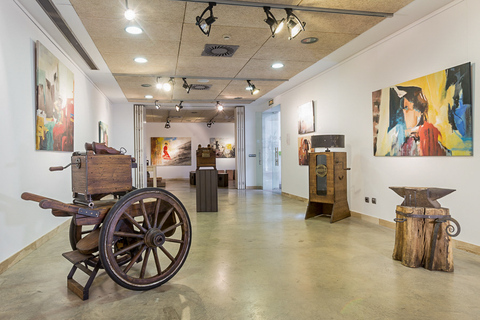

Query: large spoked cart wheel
[99,188,192,290]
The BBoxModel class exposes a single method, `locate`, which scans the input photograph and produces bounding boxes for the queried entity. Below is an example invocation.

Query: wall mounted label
[248,154,256,157]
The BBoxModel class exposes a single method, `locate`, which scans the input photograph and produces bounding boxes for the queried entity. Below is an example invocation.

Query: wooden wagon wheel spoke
[139,199,152,229]
[113,240,145,257]
[122,211,147,233]
[162,221,183,235]
[153,199,162,228]
[165,238,184,244]
[99,188,191,291]
[152,247,162,275]
[123,245,147,273]
[140,248,152,279]
[159,246,175,262]
[113,231,144,239]
[158,207,174,229]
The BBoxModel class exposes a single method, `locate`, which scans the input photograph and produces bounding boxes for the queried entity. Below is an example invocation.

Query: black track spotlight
[196,2,217,36]
[263,7,285,38]
[175,101,184,112]
[206,121,213,128]
[154,100,161,109]
[216,101,224,111]
[165,119,171,129]
[182,78,192,93]
[246,80,260,95]
[285,8,306,40]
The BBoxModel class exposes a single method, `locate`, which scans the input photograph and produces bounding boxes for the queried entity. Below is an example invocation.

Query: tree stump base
[393,205,458,272]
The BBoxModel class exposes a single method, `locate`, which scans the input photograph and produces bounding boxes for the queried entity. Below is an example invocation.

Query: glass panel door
[262,106,281,192]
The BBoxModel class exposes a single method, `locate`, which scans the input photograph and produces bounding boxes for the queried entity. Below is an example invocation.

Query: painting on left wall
[35,41,74,151]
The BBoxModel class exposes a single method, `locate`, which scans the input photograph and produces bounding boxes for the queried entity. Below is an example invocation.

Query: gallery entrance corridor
[2,180,480,319]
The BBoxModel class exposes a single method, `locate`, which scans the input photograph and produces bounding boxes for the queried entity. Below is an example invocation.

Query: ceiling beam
[170,0,394,18]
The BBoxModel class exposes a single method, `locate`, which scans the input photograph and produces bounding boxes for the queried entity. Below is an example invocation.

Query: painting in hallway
[209,137,235,158]
[298,135,311,165]
[298,101,315,134]
[151,137,192,166]
[35,41,75,151]
[373,62,472,156]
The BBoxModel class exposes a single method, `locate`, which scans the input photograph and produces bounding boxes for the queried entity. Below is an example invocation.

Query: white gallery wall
[145,122,236,179]
[0,1,113,263]
[246,0,480,246]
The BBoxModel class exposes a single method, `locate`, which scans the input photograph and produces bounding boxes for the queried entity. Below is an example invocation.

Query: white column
[133,104,146,188]
[235,106,246,189]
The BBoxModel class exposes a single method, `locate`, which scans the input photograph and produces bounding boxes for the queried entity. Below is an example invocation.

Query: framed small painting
[298,101,315,134]
[298,135,311,166]
[99,121,108,145]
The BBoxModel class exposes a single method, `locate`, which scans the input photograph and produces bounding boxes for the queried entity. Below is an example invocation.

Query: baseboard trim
[350,210,480,255]
[0,221,69,275]
[281,192,309,203]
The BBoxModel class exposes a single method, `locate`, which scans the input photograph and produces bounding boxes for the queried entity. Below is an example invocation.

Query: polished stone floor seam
[1,180,480,320]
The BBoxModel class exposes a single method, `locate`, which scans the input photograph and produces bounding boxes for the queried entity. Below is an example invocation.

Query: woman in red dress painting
[162,142,171,160]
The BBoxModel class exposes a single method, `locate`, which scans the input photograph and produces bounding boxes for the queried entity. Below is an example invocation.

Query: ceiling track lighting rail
[113,74,289,82]
[171,0,394,18]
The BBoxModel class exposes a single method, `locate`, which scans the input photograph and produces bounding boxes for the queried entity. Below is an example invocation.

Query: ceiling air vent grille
[190,84,212,91]
[202,44,239,57]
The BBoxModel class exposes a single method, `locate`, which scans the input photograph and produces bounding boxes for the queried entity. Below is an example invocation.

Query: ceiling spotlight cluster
[182,78,192,94]
[124,0,143,35]
[175,101,184,112]
[246,80,259,95]
[195,2,305,39]
[156,77,174,92]
[196,2,217,36]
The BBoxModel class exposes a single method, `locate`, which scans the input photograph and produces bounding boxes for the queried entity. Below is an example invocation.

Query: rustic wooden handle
[39,199,78,214]
[49,166,65,171]
[21,192,53,203]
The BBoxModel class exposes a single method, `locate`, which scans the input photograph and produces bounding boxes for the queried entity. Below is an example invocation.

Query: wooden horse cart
[21,142,192,300]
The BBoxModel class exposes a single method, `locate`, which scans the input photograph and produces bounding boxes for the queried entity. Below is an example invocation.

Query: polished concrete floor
[2,180,480,320]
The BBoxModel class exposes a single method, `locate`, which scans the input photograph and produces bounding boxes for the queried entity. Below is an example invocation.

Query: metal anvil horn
[389,187,455,208]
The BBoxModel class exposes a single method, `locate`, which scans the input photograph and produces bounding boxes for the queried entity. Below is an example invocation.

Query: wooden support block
[392,205,454,271]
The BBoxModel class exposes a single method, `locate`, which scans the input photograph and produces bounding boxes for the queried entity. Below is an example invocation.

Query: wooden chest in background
[196,145,216,169]
[71,151,133,198]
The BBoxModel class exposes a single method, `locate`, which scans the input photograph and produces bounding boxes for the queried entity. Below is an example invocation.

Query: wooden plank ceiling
[69,0,414,122]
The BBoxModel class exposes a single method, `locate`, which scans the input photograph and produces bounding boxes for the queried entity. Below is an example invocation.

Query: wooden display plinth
[393,205,454,272]
[196,169,218,212]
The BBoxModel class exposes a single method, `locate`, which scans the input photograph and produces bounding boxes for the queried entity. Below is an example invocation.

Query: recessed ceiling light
[134,57,147,63]
[145,95,153,99]
[197,79,210,83]
[301,37,318,44]
[272,62,284,69]
[125,25,143,35]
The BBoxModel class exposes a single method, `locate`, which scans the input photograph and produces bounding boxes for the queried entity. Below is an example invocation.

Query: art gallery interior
[2,0,480,318]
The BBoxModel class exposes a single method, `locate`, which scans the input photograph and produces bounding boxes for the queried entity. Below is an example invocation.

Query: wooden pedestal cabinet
[305,152,350,223]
